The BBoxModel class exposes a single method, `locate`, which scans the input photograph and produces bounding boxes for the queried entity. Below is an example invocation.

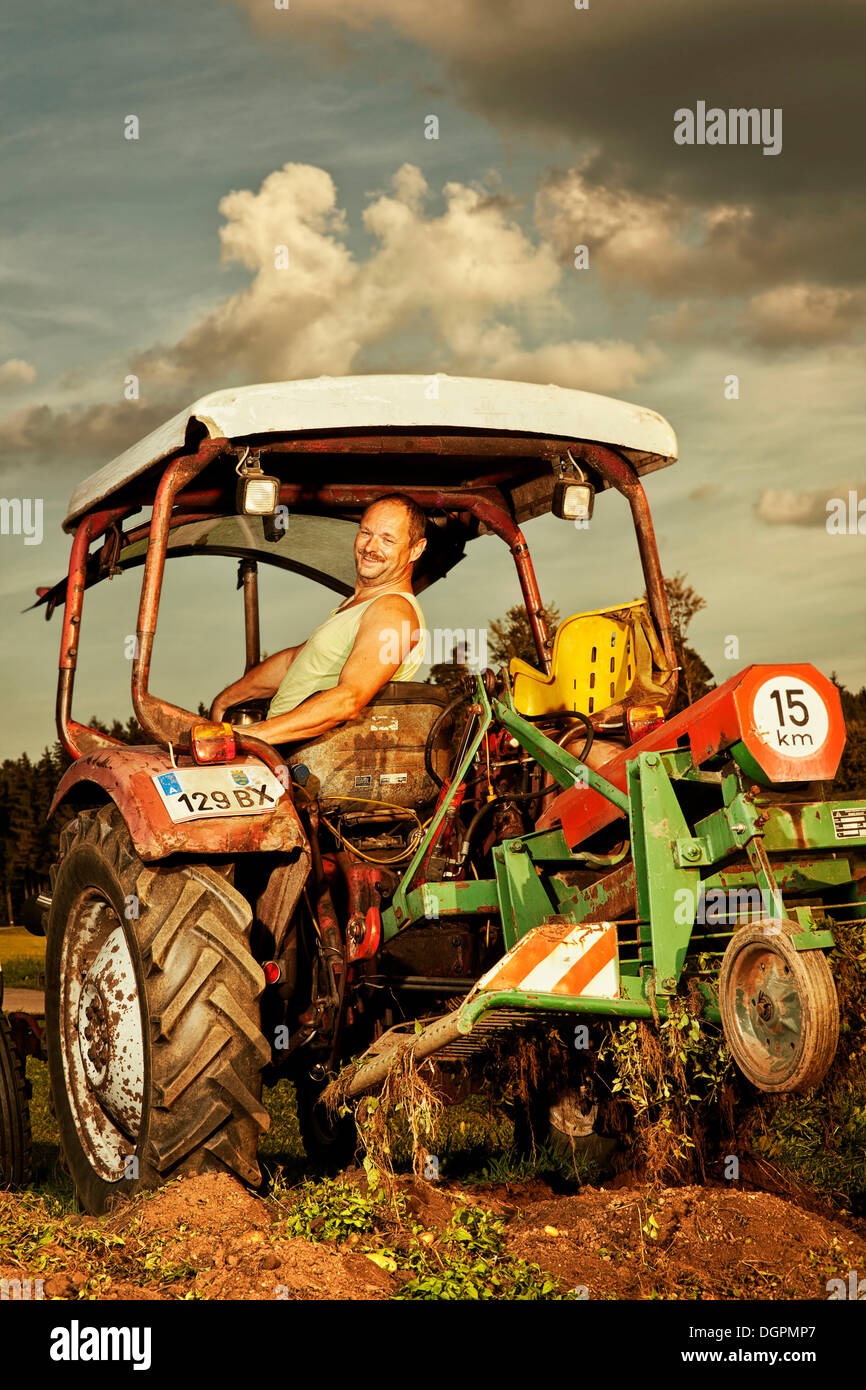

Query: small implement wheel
[719,920,839,1093]
[0,1009,32,1188]
[295,1071,357,1171]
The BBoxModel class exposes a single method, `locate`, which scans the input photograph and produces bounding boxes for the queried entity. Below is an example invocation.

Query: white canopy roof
[64,374,678,529]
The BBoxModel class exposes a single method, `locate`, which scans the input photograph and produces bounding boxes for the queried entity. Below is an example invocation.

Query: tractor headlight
[237,471,280,516]
[236,448,280,515]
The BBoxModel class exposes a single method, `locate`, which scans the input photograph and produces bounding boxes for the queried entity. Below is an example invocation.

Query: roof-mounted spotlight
[235,447,280,516]
[552,449,595,522]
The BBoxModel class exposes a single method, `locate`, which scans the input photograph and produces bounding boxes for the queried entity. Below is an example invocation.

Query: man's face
[354,501,424,586]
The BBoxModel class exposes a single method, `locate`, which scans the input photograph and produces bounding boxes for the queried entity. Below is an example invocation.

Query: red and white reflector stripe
[475,921,619,1000]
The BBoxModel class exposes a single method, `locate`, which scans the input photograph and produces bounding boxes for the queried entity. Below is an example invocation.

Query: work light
[552,480,595,522]
[236,450,280,515]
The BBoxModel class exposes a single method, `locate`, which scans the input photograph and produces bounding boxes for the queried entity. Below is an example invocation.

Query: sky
[0,0,864,761]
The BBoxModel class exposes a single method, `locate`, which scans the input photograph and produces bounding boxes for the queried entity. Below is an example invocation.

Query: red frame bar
[56,505,135,759]
[131,438,229,745]
[58,432,675,752]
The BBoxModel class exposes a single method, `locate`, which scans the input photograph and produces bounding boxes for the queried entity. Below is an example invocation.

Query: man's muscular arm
[243,594,418,744]
[210,643,305,723]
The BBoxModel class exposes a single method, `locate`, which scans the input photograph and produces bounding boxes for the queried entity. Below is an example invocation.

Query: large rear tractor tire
[0,1008,32,1189]
[719,919,839,1094]
[45,805,270,1215]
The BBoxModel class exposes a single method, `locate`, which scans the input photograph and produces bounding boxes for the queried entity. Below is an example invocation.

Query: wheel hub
[74,926,145,1137]
[742,954,799,1057]
[79,979,111,1086]
[59,900,147,1182]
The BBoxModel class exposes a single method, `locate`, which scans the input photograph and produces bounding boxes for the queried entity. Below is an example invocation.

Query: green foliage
[0,746,67,922]
[394,1203,560,1301]
[0,715,150,924]
[830,674,866,797]
[462,1141,598,1188]
[751,1086,866,1207]
[1,954,44,988]
[282,1175,396,1243]
[428,658,475,700]
[0,1185,196,1291]
[601,1004,733,1116]
[280,1174,561,1300]
[597,998,734,1182]
[835,724,866,799]
[745,917,866,1208]
[650,572,715,712]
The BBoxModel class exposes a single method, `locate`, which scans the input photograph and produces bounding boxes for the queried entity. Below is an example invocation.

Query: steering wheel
[223,698,271,727]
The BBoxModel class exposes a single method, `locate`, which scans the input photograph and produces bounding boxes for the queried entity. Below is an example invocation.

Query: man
[210,494,427,745]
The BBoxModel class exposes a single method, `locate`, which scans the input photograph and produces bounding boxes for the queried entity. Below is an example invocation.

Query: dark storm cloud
[461,2,864,201]
[237,0,866,283]
[238,0,864,198]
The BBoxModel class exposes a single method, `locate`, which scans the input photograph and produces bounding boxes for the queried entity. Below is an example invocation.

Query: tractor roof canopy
[64,374,678,530]
[45,375,680,756]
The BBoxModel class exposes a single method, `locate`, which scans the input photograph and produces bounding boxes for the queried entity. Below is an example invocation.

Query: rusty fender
[47,745,309,864]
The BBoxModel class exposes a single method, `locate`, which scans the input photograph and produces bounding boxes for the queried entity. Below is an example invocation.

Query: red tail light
[626,704,665,744]
[263,961,283,986]
[189,721,236,765]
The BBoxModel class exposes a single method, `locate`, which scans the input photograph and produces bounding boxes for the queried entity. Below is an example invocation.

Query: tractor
[12,373,865,1213]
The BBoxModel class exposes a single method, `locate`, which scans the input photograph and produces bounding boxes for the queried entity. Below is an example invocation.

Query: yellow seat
[511,599,674,718]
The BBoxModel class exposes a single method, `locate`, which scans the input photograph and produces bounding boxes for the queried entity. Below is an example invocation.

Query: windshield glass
[122,512,359,594]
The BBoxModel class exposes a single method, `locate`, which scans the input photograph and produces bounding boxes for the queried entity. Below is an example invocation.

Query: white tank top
[268,590,426,717]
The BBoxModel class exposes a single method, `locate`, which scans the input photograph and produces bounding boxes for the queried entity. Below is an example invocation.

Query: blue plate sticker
[231,770,249,786]
[158,772,182,796]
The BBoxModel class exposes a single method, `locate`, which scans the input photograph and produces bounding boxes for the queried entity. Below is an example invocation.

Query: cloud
[534,167,866,305]
[531,167,866,350]
[754,487,848,527]
[0,359,37,388]
[535,170,758,297]
[484,337,661,395]
[740,284,866,347]
[137,160,657,393]
[0,399,178,468]
[0,161,660,469]
[231,0,866,208]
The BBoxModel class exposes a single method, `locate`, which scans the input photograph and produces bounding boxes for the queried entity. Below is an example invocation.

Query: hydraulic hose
[424,691,471,788]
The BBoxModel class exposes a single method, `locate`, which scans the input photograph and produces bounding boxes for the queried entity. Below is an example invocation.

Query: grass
[750,1082,866,1210]
[0,927,45,990]
[461,1140,600,1188]
[0,1186,199,1295]
[26,1058,77,1208]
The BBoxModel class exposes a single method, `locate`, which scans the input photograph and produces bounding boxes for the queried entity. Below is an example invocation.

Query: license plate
[151,765,286,824]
